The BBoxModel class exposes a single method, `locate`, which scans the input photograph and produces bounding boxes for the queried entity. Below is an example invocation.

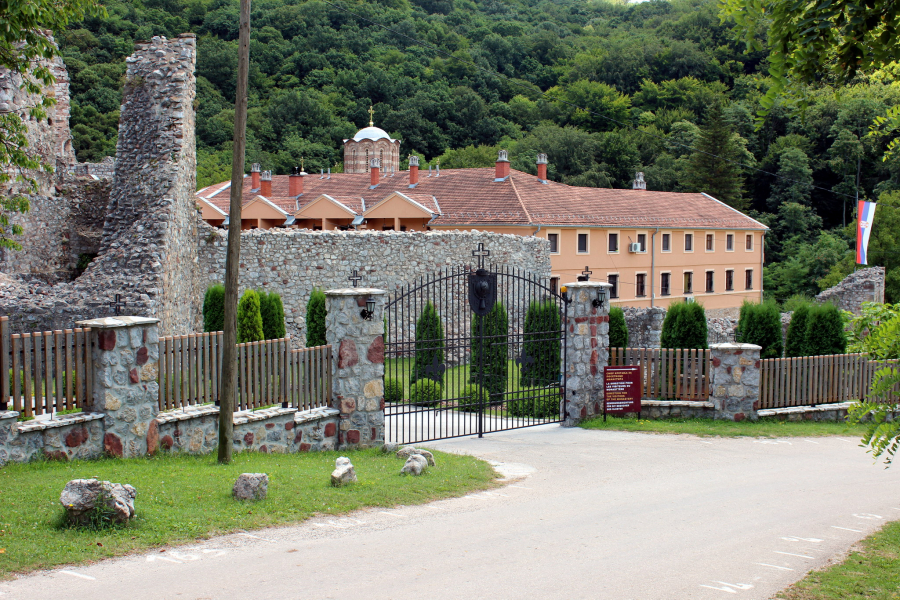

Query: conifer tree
[661,301,708,349]
[412,301,445,385]
[470,301,509,396]
[520,300,562,386]
[738,300,783,359]
[305,288,327,347]
[236,289,264,344]
[805,303,847,355]
[784,302,810,357]
[259,291,286,340]
[684,102,747,210]
[609,306,629,348]
[203,284,225,332]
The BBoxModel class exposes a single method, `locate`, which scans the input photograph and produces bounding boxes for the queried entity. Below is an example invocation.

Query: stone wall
[816,267,885,315]
[0,36,201,335]
[0,411,104,465]
[199,227,551,344]
[621,307,664,348]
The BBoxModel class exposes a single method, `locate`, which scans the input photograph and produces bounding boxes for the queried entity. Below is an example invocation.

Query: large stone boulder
[60,479,137,525]
[233,473,268,501]
[397,446,435,466]
[331,456,357,487]
[400,454,428,476]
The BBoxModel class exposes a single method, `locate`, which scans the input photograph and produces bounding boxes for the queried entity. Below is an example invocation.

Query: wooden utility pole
[218,0,250,464]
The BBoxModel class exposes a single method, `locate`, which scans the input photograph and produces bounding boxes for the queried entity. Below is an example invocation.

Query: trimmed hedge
[806,303,847,355]
[306,288,327,347]
[507,389,559,419]
[384,377,404,403]
[459,384,489,409]
[412,301,445,385]
[520,300,561,386]
[202,285,225,333]
[237,290,264,343]
[660,301,708,349]
[784,302,810,358]
[738,300,783,359]
[409,379,443,407]
[470,301,508,395]
[259,291,286,340]
[609,306,628,348]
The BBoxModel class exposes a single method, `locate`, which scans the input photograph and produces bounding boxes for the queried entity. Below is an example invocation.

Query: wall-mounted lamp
[592,287,608,308]
[360,296,376,321]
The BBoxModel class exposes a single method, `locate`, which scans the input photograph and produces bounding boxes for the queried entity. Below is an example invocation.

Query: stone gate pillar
[562,281,612,427]
[710,343,761,421]
[77,316,160,457]
[325,288,386,449]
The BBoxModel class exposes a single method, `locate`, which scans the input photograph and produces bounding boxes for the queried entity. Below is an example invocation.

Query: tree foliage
[259,291,285,340]
[608,306,628,348]
[520,299,562,387]
[805,303,847,356]
[236,289,264,344]
[412,301,445,386]
[737,300,783,359]
[784,302,809,358]
[305,288,327,348]
[470,301,508,396]
[202,284,225,333]
[660,301,708,350]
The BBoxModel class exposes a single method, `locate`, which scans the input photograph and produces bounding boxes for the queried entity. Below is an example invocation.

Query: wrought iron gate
[384,245,568,444]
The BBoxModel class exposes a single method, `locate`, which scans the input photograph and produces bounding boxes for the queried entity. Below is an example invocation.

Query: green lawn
[0,449,496,578]
[581,415,870,438]
[777,520,900,599]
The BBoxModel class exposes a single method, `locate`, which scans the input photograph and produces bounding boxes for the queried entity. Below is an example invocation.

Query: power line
[319,0,859,200]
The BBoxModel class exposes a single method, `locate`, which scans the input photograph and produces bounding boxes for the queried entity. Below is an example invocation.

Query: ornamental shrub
[805,303,847,355]
[259,291,286,340]
[784,302,810,357]
[409,379,443,407]
[738,300,783,359]
[412,301,445,385]
[470,301,508,395]
[384,377,404,403]
[459,383,489,410]
[520,300,561,386]
[609,306,628,348]
[306,288,327,347]
[236,290,264,343]
[660,301,707,349]
[202,285,225,332]
[507,389,559,419]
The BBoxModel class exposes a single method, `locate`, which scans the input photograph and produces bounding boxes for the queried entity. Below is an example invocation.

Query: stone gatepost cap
[563,281,613,289]
[75,316,160,329]
[710,342,762,351]
[325,288,386,296]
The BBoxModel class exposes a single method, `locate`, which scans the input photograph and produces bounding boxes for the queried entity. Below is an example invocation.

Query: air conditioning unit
[628,243,641,253]
[685,296,695,303]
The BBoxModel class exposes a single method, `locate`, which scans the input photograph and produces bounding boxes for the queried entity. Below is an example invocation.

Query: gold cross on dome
[368,105,375,127]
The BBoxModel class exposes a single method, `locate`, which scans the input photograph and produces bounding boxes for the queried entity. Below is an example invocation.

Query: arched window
[379,149,384,172]
[365,149,369,170]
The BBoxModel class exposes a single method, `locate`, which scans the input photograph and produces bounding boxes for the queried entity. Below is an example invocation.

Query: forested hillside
[56,0,900,301]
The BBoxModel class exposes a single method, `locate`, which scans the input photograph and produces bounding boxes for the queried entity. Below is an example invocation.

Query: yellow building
[197,133,766,309]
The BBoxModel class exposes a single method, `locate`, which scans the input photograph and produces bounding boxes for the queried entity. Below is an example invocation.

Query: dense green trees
[737,300,783,359]
[805,304,847,356]
[660,301,708,350]
[470,302,508,396]
[608,306,628,348]
[259,291,285,340]
[784,302,810,358]
[203,284,225,332]
[236,290,264,344]
[520,300,562,387]
[305,288,326,348]
[412,302,445,385]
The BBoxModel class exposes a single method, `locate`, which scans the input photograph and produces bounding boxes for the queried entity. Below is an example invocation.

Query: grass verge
[0,448,496,578]
[580,415,870,438]
[776,520,900,599]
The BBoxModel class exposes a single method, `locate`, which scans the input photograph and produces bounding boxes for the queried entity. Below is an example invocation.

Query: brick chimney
[536,153,548,182]
[408,155,419,187]
[251,163,261,189]
[289,166,305,196]
[495,149,510,181]
[260,170,272,196]
[370,158,381,187]
[633,171,646,190]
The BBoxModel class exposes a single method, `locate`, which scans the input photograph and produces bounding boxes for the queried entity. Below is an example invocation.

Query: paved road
[3,426,900,600]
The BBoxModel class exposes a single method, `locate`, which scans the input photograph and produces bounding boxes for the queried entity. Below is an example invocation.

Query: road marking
[238,532,274,542]
[58,570,96,580]
[201,549,227,557]
[754,440,792,445]
[699,585,736,593]
[699,582,753,593]
[379,511,403,517]
[507,484,531,489]
[831,526,862,533]
[836,438,853,443]
[756,563,794,571]
[781,537,823,543]
[803,439,819,444]
[146,555,182,564]
[699,441,714,444]
[853,513,884,520]
[774,551,814,559]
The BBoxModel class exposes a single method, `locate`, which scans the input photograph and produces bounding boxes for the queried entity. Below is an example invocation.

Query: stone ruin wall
[0,35,201,335]
[198,226,551,346]
[815,266,885,315]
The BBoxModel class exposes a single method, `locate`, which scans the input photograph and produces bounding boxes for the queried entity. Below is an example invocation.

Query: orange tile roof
[196,168,767,230]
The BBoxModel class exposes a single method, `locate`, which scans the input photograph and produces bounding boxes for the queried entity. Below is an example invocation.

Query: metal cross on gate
[348,270,362,288]
[109,294,127,316]
[581,266,592,280]
[472,243,490,270]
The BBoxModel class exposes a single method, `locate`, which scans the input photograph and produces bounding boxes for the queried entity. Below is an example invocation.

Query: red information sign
[604,366,642,414]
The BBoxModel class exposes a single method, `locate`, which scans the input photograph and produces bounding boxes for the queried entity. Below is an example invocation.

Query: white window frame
[661,232,672,253]
[705,270,714,293]
[636,230,648,253]
[705,232,715,252]
[683,270,694,295]
[725,232,735,252]
[745,233,754,252]
[577,229,590,255]
[660,271,671,296]
[607,272,620,299]
[745,268,754,290]
[607,230,619,254]
[546,229,561,255]
[684,232,694,253]
[635,272,647,297]
[725,269,734,291]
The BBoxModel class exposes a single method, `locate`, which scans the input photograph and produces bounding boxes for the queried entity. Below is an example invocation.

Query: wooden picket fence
[0,316,93,417]
[158,332,331,412]
[609,347,711,401]
[758,353,900,409]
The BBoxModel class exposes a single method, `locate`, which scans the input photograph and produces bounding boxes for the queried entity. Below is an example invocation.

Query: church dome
[351,126,396,142]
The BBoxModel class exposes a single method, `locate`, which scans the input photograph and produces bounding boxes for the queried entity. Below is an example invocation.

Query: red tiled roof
[197,168,767,230]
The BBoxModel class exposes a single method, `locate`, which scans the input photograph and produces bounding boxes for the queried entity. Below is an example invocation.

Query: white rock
[331,456,357,487]
[60,479,137,524]
[400,454,428,476]
[397,446,435,466]
[233,473,268,500]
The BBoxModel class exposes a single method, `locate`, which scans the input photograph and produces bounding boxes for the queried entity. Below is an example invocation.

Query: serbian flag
[857,200,877,265]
